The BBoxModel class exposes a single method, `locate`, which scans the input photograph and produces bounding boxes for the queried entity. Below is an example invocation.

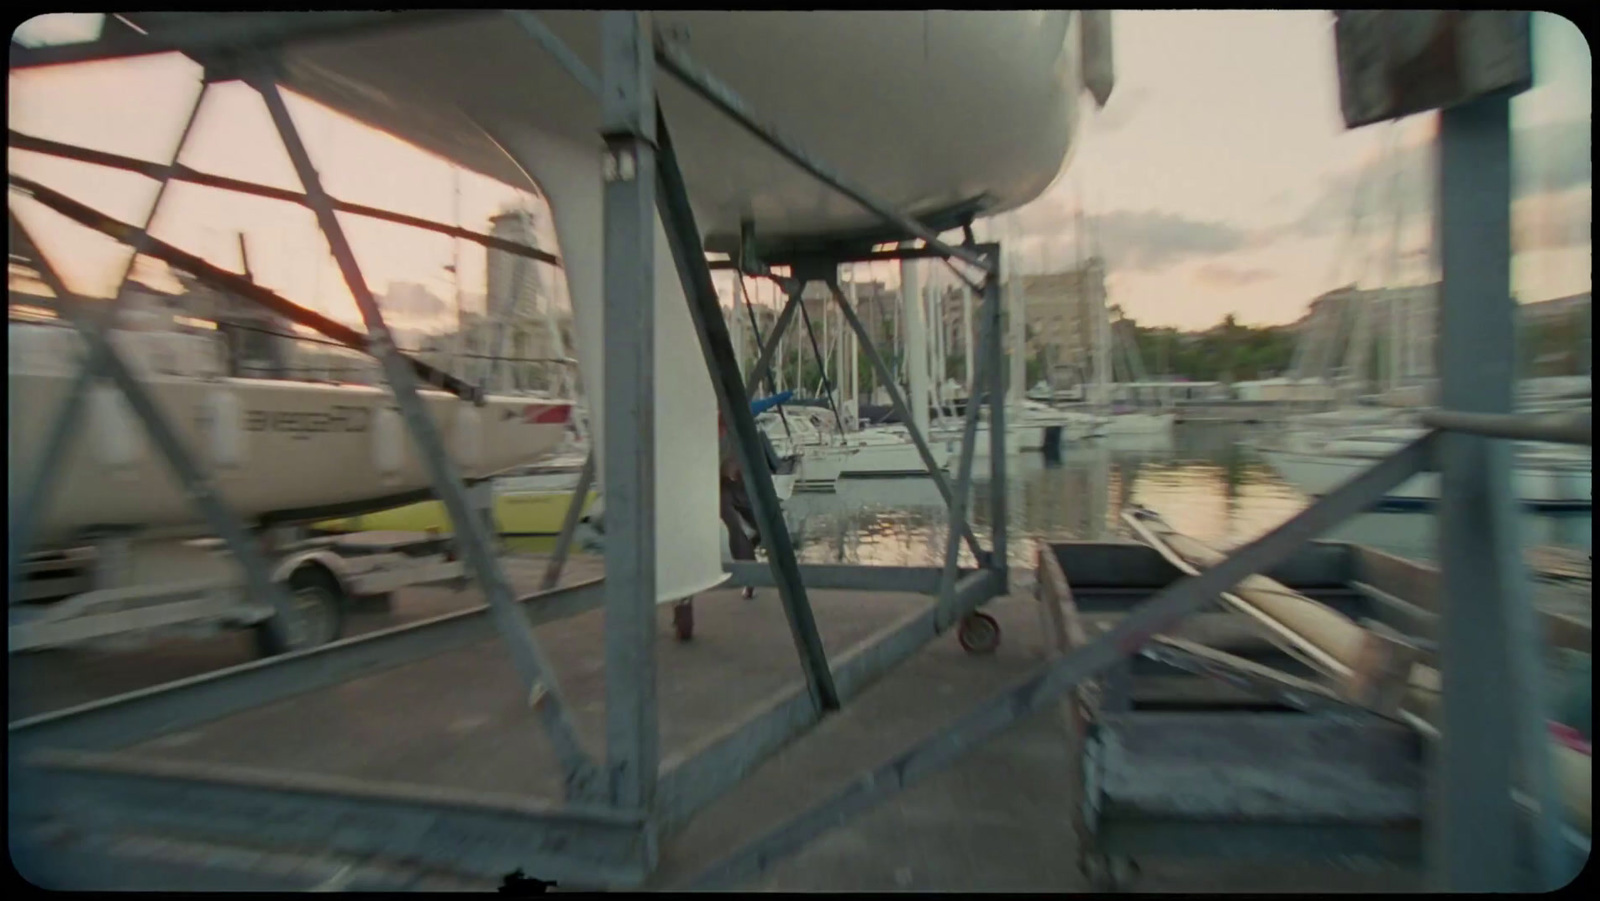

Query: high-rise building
[481,203,573,393]
[486,205,546,323]
[1020,257,1107,388]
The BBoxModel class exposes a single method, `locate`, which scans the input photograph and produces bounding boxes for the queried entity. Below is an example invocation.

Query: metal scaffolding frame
[7,10,1588,891]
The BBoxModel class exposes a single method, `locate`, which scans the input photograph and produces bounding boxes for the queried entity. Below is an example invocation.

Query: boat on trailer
[8,314,574,548]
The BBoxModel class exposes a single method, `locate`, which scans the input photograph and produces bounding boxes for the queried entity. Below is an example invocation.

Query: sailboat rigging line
[795,294,844,430]
[9,174,487,404]
[737,244,795,444]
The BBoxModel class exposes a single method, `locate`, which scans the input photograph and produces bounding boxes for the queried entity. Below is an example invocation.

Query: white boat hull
[794,435,949,489]
[9,370,573,548]
[934,423,1048,456]
[1097,411,1177,436]
[1262,448,1593,510]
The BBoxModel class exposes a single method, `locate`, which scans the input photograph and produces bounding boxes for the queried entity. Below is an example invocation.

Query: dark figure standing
[719,417,761,599]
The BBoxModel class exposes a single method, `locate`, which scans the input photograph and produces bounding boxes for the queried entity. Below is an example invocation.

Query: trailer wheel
[253,566,345,657]
[958,612,1000,655]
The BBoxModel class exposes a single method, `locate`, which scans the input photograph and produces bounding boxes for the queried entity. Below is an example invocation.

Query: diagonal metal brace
[9,11,478,71]
[652,32,991,280]
[933,256,1002,619]
[8,212,301,648]
[825,277,985,563]
[681,431,1437,889]
[540,451,597,592]
[8,175,486,403]
[245,71,600,798]
[743,286,803,400]
[8,82,211,593]
[8,130,562,268]
[655,104,840,713]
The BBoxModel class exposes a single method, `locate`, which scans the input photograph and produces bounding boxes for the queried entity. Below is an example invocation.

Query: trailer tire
[253,565,346,657]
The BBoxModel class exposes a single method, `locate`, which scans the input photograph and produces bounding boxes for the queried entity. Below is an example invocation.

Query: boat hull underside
[128,11,1085,251]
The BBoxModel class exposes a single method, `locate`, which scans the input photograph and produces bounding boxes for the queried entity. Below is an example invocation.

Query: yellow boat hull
[318,490,599,536]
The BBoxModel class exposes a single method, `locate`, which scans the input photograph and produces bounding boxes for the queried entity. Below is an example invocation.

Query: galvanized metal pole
[900,251,929,440]
[934,270,1001,614]
[540,451,597,593]
[961,281,974,396]
[249,72,600,798]
[1433,91,1561,891]
[744,287,802,399]
[987,249,1008,582]
[654,106,840,714]
[597,10,663,811]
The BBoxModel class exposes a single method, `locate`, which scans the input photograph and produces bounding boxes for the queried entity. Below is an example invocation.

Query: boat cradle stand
[10,11,1588,892]
[8,12,1024,889]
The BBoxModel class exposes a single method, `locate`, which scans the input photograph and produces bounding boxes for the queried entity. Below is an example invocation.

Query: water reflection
[780,424,1591,569]
[507,424,1589,571]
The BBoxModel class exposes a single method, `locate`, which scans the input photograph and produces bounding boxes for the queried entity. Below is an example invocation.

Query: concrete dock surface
[11,552,1424,892]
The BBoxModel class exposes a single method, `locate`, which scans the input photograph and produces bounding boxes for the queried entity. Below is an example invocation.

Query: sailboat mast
[450,167,464,382]
[1005,217,1026,409]
[900,244,930,438]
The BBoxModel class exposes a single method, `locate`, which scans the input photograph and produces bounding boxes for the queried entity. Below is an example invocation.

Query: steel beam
[934,264,1001,610]
[722,562,977,595]
[710,243,982,270]
[744,285,802,399]
[1420,409,1591,447]
[9,214,300,651]
[984,253,1008,581]
[652,36,992,278]
[655,567,1001,832]
[681,433,1434,888]
[794,294,844,431]
[655,685,821,832]
[8,131,562,268]
[595,10,662,814]
[506,11,602,98]
[8,11,475,70]
[8,175,486,402]
[1433,93,1561,891]
[540,451,597,592]
[8,579,606,757]
[15,750,653,888]
[826,277,984,561]
[655,105,839,714]
[248,74,599,799]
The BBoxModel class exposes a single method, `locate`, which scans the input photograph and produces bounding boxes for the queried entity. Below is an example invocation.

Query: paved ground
[10,552,1425,892]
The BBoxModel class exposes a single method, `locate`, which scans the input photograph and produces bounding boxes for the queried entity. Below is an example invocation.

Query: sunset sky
[10,12,1591,333]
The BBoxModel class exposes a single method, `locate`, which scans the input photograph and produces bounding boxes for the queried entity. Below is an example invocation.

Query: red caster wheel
[957,611,1000,655]
[673,599,695,642]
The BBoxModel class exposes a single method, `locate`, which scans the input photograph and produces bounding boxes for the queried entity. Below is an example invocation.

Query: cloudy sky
[10,12,1591,332]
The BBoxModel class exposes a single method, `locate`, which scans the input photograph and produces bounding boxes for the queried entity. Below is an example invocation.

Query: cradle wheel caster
[957,611,1000,655]
[673,599,695,642]
[1080,852,1140,892]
